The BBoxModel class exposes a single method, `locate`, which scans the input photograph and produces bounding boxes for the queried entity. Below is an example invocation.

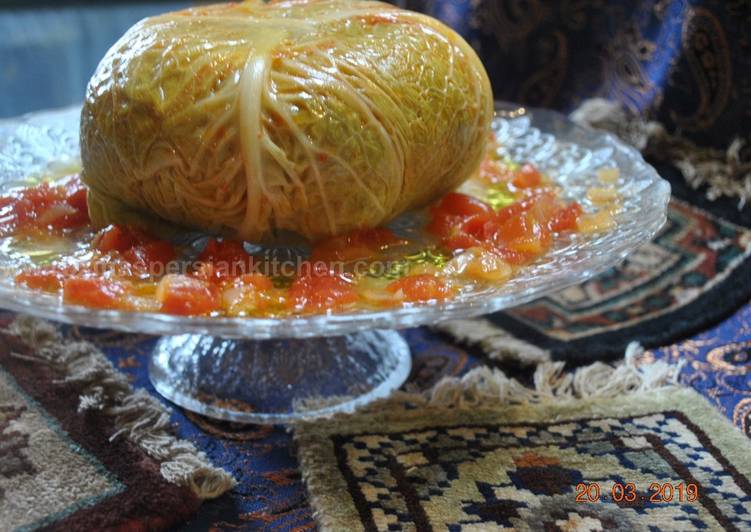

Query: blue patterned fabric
[407,0,751,153]
[60,326,474,529]
[53,303,749,530]
[652,303,751,438]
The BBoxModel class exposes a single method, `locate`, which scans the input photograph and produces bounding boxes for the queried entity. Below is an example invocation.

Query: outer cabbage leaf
[81,0,493,242]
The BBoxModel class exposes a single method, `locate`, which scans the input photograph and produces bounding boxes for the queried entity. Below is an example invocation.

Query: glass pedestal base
[148,330,411,424]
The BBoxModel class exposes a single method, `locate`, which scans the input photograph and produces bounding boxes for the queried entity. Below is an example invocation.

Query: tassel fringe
[6,315,236,499]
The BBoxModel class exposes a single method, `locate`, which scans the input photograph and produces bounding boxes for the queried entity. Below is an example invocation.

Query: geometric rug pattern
[297,388,751,531]
[489,198,751,362]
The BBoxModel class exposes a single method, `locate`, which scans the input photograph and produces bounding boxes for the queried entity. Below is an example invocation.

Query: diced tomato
[288,271,357,311]
[439,213,501,252]
[493,247,534,266]
[0,175,90,235]
[63,277,126,309]
[311,228,404,262]
[16,267,66,291]
[443,232,483,252]
[494,201,529,226]
[96,225,138,253]
[157,274,219,315]
[198,238,253,280]
[50,177,89,228]
[512,163,543,189]
[432,193,494,218]
[495,212,551,255]
[236,273,274,291]
[96,225,176,274]
[124,241,176,273]
[387,274,453,302]
[461,214,502,241]
[426,212,463,238]
[496,213,530,242]
[65,185,88,213]
[428,194,497,249]
[220,274,275,315]
[548,203,583,232]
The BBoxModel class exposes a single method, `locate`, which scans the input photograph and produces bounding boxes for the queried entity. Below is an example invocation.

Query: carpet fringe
[374,342,680,412]
[6,315,236,499]
[296,343,683,532]
[433,318,551,366]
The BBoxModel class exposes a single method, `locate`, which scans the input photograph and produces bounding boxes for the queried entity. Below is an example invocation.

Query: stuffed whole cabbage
[80,0,493,242]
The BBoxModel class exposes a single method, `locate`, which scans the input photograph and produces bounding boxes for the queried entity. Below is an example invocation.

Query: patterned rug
[436,129,751,366]
[0,307,750,530]
[477,192,751,363]
[0,317,234,530]
[296,384,751,531]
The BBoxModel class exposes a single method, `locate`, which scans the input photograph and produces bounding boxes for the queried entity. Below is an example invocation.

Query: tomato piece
[97,226,138,253]
[426,212,463,238]
[387,274,453,302]
[493,247,534,266]
[512,163,543,189]
[49,178,89,228]
[198,239,253,280]
[157,274,219,315]
[443,232,483,252]
[548,203,583,232]
[446,247,513,282]
[494,201,529,226]
[124,241,176,273]
[16,267,66,291]
[461,213,501,240]
[495,212,550,255]
[0,175,90,235]
[237,273,274,291]
[429,197,497,251]
[219,274,275,315]
[65,186,88,213]
[63,277,126,309]
[311,228,403,262]
[288,272,357,311]
[496,212,532,242]
[432,192,494,217]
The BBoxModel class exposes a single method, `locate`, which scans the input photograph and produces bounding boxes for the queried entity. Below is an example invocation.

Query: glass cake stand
[0,103,670,423]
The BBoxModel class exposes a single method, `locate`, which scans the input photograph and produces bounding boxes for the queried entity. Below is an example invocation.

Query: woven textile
[296,388,751,531]
[0,318,234,531]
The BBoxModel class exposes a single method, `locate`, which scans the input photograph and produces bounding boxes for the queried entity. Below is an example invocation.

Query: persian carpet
[1,306,751,530]
[475,190,751,363]
[0,317,234,531]
[436,106,751,365]
[296,386,751,531]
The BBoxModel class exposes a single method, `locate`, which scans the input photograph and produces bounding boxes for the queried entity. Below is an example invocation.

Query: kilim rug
[296,367,751,531]
[0,317,235,530]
